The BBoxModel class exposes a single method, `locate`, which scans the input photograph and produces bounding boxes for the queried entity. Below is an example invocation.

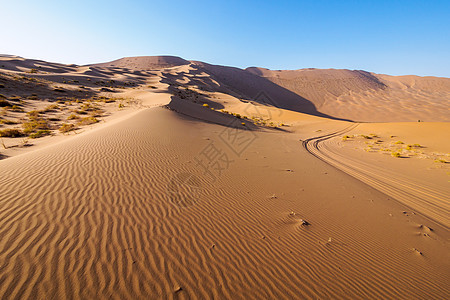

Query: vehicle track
[302,123,450,229]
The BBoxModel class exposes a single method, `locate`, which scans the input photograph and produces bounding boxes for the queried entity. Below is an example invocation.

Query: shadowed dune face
[187,62,348,120]
[3,54,449,122]
[0,57,77,74]
[246,67,450,122]
[75,55,450,122]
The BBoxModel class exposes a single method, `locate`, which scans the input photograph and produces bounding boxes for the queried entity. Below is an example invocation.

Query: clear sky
[2,0,449,77]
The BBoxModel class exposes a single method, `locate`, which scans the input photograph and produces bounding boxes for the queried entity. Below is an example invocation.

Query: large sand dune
[0,55,449,299]
[246,67,450,122]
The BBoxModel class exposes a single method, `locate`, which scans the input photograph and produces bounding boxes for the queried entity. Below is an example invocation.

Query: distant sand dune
[246,67,450,122]
[90,56,190,70]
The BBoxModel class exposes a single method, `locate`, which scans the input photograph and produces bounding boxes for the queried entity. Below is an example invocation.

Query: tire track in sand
[302,123,450,229]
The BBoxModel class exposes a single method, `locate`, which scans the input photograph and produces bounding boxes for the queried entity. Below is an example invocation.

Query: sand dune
[90,56,190,70]
[246,67,450,122]
[1,107,449,299]
[0,55,449,299]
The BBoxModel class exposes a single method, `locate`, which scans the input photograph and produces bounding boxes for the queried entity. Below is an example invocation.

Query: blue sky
[2,0,449,77]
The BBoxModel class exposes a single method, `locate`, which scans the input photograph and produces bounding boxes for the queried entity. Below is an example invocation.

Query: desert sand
[0,55,449,299]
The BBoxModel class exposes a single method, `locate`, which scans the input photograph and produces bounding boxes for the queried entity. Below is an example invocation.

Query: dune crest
[90,56,190,70]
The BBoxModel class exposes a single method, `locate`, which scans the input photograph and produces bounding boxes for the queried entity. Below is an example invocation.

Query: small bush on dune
[395,141,404,144]
[77,116,98,126]
[342,135,351,141]
[29,130,51,139]
[42,104,60,112]
[202,103,209,108]
[67,114,79,120]
[434,159,448,164]
[0,99,11,107]
[22,118,50,134]
[53,87,65,92]
[59,123,75,133]
[0,128,25,137]
[27,110,41,118]
[391,152,401,158]
[9,105,23,112]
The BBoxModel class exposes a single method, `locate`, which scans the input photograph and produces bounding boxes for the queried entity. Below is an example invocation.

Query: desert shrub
[391,152,401,158]
[8,105,23,112]
[80,103,96,111]
[59,123,75,133]
[77,116,98,126]
[8,96,20,101]
[0,128,24,137]
[395,141,404,144]
[0,99,11,107]
[67,114,79,120]
[42,104,60,112]
[29,130,51,139]
[22,118,50,134]
[27,110,41,118]
[361,135,372,139]
[434,159,448,163]
[202,103,209,108]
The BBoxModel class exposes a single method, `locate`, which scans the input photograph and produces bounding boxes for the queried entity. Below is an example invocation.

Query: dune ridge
[90,56,190,70]
[245,67,450,122]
